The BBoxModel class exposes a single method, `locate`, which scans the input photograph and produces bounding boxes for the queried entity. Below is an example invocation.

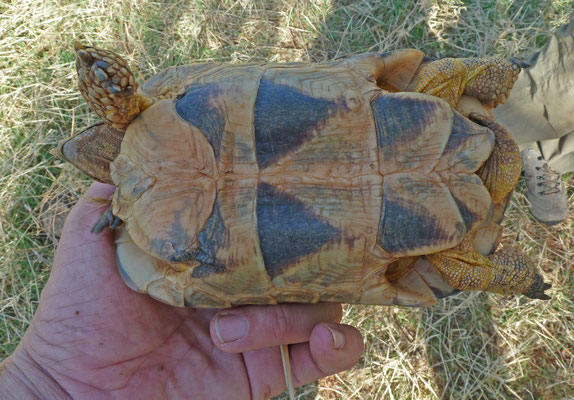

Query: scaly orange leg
[469,112,521,204]
[74,42,153,130]
[467,112,522,255]
[426,239,551,299]
[411,57,522,109]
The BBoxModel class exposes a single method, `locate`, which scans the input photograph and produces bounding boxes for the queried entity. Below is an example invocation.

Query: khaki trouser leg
[494,17,574,173]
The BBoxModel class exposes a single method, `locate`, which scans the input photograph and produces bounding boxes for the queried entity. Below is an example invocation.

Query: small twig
[280,344,295,400]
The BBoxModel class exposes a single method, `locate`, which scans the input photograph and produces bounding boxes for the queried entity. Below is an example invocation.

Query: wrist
[0,349,72,400]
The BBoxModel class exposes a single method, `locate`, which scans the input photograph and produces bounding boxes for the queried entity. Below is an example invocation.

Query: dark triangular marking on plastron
[256,182,341,279]
[378,198,460,255]
[254,77,338,169]
[372,94,445,150]
[191,195,227,278]
[175,83,225,160]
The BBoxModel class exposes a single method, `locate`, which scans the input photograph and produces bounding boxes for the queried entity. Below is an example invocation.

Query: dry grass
[1,0,573,399]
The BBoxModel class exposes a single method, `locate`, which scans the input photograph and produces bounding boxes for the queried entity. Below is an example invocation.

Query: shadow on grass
[421,294,520,400]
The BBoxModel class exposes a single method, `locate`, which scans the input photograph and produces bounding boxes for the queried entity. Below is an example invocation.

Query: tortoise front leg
[426,239,551,299]
[411,57,522,109]
[57,123,123,184]
[74,42,153,130]
[92,207,123,234]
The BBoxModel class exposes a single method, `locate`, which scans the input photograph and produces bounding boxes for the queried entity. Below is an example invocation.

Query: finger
[243,322,364,399]
[292,322,364,384]
[62,182,116,234]
[210,302,342,351]
[54,182,116,270]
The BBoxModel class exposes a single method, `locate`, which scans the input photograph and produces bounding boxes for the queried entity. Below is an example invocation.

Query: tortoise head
[74,42,152,130]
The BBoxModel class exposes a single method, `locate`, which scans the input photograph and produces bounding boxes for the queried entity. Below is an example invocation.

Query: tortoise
[57,42,551,309]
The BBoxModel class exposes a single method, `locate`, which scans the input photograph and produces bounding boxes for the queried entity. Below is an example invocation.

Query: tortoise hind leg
[426,239,551,299]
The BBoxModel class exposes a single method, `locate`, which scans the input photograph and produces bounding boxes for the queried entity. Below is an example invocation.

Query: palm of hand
[28,194,250,399]
[15,183,363,399]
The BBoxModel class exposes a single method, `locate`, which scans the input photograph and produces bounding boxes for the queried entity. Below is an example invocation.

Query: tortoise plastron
[58,43,551,309]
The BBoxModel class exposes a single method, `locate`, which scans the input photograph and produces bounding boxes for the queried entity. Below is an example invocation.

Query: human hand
[1,183,364,399]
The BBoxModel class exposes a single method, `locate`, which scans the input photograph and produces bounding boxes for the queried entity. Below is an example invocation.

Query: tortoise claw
[522,274,552,300]
[509,57,531,69]
[92,208,123,234]
[528,292,551,301]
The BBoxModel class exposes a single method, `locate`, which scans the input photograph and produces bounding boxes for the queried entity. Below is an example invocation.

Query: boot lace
[535,157,562,196]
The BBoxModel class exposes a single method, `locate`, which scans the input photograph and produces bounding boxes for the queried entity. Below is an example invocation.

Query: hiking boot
[521,148,568,225]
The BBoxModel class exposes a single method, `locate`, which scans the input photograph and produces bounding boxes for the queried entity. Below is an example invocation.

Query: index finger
[54,182,116,268]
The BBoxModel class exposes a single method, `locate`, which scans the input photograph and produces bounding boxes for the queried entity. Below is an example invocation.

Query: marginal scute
[345,49,426,91]
[377,49,426,90]
[147,279,184,307]
[358,281,399,306]
[445,174,493,233]
[273,290,320,304]
[412,258,457,298]
[472,222,503,256]
[184,286,232,308]
[393,268,439,307]
[140,63,223,100]
[435,111,495,174]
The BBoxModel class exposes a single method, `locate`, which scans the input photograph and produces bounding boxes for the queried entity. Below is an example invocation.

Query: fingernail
[326,326,345,350]
[214,314,248,345]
